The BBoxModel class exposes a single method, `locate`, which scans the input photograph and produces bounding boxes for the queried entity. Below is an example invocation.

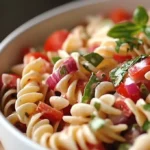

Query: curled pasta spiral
[125,98,150,126]
[90,94,122,118]
[63,103,95,125]
[0,88,17,117]
[55,74,83,105]
[15,58,45,124]
[50,124,98,150]
[26,113,54,148]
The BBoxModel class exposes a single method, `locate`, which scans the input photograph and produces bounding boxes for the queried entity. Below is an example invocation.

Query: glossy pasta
[1,6,150,150]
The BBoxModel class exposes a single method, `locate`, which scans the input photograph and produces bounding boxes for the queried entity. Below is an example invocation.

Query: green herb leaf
[115,38,143,52]
[110,55,148,87]
[144,26,150,38]
[140,84,149,98]
[143,104,150,111]
[118,143,131,150]
[94,102,101,111]
[89,117,105,131]
[142,120,150,131]
[133,6,149,25]
[107,22,141,38]
[59,66,68,76]
[84,52,104,67]
[82,73,100,103]
[51,56,61,64]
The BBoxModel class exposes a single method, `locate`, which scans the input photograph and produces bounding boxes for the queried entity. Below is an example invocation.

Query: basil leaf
[82,73,100,103]
[94,102,101,111]
[89,117,105,131]
[84,53,104,67]
[118,143,131,150]
[133,6,149,25]
[110,55,148,87]
[142,120,150,131]
[140,84,149,98]
[143,104,150,111]
[51,56,61,64]
[107,22,141,38]
[144,26,150,38]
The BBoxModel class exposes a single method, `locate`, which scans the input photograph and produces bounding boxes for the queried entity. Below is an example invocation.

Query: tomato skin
[129,57,150,81]
[24,52,49,64]
[37,102,63,122]
[113,54,132,63]
[109,8,131,23]
[44,30,69,51]
[114,99,132,117]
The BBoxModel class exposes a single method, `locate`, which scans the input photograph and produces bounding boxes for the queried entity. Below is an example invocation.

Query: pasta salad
[0,6,150,150]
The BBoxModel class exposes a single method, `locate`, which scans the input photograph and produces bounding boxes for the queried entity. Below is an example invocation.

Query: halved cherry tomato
[37,102,63,122]
[129,57,150,81]
[109,8,131,23]
[1,74,20,88]
[114,99,132,117]
[113,54,132,63]
[87,143,106,150]
[24,52,49,64]
[116,78,141,102]
[44,30,69,51]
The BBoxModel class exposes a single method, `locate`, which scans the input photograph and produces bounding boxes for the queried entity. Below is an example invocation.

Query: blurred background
[0,0,74,41]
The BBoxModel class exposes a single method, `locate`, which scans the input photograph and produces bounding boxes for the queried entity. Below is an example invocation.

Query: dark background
[0,0,73,41]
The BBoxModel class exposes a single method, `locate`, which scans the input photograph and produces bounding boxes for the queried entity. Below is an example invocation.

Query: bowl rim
[0,0,107,149]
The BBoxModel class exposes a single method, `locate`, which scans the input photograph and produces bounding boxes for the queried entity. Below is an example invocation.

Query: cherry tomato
[129,57,150,81]
[113,54,132,63]
[87,143,106,150]
[2,74,20,88]
[109,8,131,23]
[114,99,132,117]
[37,102,63,122]
[24,52,49,64]
[44,30,69,51]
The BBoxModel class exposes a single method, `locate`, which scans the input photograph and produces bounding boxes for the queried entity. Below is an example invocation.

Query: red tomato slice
[114,99,132,117]
[2,74,20,88]
[109,8,131,23]
[37,102,63,122]
[87,143,105,150]
[44,30,69,51]
[113,54,132,63]
[24,52,49,64]
[129,57,150,81]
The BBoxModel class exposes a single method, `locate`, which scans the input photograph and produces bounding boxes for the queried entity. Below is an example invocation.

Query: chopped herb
[143,104,150,111]
[110,55,148,87]
[91,114,96,119]
[142,120,150,131]
[140,84,149,98]
[89,117,105,131]
[145,26,150,38]
[94,102,101,111]
[118,143,131,150]
[59,66,68,76]
[82,73,100,103]
[84,52,104,67]
[25,112,29,118]
[115,38,143,52]
[51,56,61,64]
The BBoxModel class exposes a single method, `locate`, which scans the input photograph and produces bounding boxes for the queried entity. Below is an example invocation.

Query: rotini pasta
[1,6,150,150]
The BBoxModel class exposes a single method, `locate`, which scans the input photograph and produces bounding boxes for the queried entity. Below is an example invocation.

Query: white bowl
[0,0,149,150]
